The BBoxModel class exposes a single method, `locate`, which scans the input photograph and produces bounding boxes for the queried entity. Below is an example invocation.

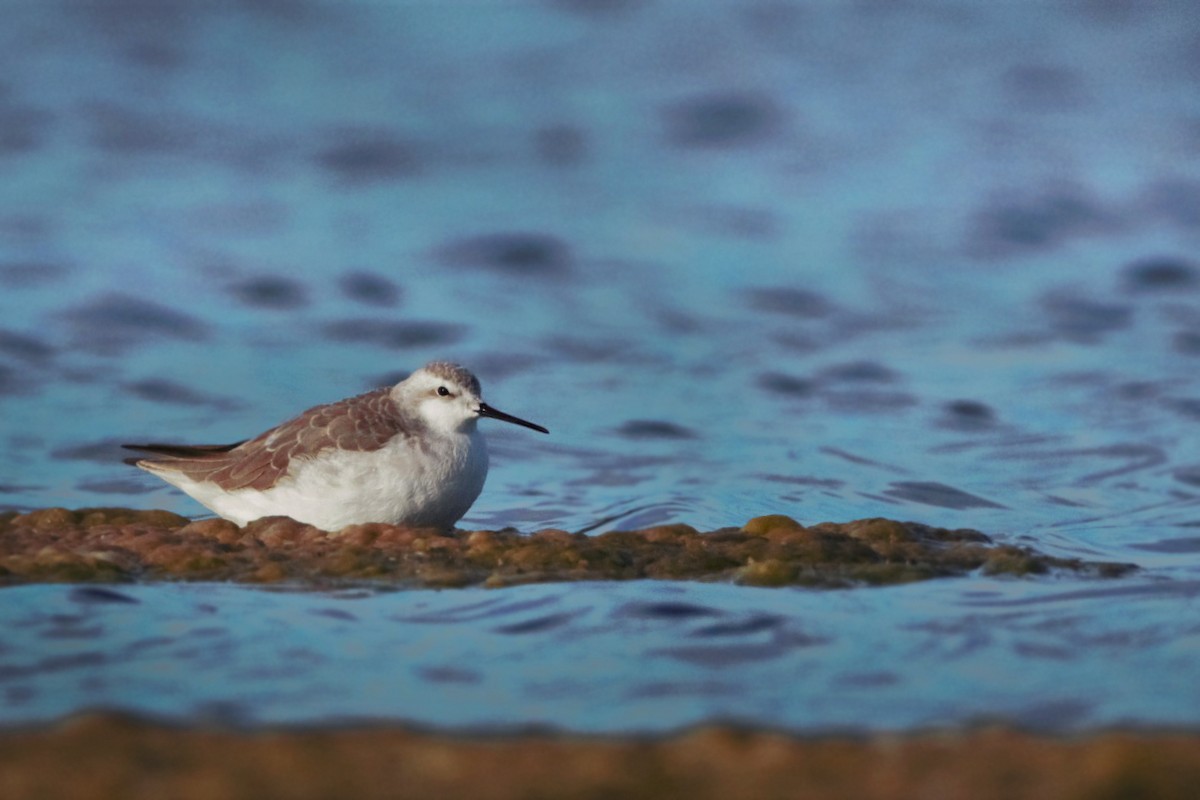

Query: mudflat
[1,713,1197,800]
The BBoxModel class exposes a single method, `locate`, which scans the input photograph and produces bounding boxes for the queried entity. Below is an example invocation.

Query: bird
[122,361,548,531]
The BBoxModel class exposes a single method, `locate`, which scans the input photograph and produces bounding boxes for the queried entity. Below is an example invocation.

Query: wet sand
[1,713,1197,800]
[0,507,1134,588]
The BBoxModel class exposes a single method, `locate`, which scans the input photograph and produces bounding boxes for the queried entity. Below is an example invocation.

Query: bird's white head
[393,361,549,437]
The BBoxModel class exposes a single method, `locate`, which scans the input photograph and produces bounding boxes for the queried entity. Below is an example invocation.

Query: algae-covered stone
[9,507,189,529]
[642,524,700,542]
[177,518,241,543]
[77,508,190,528]
[845,519,915,544]
[531,529,577,545]
[743,515,804,536]
[982,547,1050,576]
[13,508,77,529]
[0,507,1139,590]
[337,524,387,547]
[251,562,288,582]
[417,565,476,588]
[245,516,323,547]
[738,558,798,587]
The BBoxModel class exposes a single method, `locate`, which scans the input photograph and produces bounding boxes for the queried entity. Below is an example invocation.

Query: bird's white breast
[169,429,490,531]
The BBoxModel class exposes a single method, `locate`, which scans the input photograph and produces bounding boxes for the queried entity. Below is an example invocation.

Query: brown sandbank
[1,713,1198,800]
[0,507,1134,588]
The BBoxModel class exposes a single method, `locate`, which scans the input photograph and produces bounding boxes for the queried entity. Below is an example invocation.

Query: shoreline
[2,712,1198,800]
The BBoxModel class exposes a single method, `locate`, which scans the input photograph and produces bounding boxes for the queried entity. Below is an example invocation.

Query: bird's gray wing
[123,387,410,491]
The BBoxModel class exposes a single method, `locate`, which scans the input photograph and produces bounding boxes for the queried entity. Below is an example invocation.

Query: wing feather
[123,388,411,491]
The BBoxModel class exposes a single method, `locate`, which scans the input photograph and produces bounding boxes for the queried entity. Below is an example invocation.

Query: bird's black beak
[477,403,549,434]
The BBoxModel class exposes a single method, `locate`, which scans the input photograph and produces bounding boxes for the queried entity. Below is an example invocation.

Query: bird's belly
[201,436,488,531]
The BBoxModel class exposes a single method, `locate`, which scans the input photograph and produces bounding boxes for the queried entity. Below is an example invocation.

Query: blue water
[3,579,1199,733]
[2,1,1200,732]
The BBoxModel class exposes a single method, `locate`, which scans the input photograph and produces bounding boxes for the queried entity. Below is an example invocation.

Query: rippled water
[4,578,1199,733]
[2,1,1200,732]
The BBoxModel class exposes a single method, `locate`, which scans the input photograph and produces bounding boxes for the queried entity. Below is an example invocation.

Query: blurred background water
[2,0,1200,733]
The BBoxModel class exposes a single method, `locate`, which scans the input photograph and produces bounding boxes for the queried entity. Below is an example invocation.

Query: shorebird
[123,362,548,531]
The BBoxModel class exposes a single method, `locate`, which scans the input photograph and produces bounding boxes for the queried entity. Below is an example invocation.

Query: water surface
[3,577,1198,733]
[1,1,1199,732]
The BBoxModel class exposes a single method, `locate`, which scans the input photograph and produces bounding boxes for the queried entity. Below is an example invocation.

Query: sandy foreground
[0,713,1197,800]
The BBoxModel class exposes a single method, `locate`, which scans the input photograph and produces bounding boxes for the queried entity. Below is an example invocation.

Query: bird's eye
[437,386,450,397]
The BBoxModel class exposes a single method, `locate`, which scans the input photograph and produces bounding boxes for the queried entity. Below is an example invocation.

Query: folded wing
[122,388,408,492]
